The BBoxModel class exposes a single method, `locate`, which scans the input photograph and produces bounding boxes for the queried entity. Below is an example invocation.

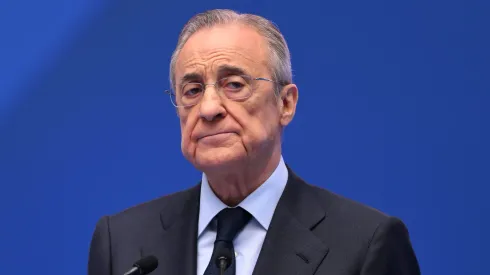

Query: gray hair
[169,9,292,94]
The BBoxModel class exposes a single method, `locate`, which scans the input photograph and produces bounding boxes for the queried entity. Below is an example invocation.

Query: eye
[226,81,244,91]
[182,83,203,97]
[221,76,247,92]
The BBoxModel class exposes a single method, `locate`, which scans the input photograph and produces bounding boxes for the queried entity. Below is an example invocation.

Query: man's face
[174,24,296,172]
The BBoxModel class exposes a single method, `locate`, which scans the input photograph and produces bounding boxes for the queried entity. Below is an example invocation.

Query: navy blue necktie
[203,207,252,275]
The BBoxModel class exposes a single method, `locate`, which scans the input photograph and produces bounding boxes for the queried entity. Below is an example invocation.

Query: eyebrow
[178,65,250,86]
[179,72,202,86]
[216,65,248,77]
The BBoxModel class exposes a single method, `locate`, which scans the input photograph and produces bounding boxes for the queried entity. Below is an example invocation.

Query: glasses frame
[164,75,276,108]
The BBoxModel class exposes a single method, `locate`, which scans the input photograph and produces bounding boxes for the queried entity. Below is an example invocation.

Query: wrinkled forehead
[174,24,270,83]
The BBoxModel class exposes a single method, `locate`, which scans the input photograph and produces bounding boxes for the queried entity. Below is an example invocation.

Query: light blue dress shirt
[197,156,289,275]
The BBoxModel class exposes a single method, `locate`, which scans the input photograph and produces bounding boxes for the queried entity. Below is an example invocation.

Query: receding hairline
[173,23,273,82]
[169,9,293,93]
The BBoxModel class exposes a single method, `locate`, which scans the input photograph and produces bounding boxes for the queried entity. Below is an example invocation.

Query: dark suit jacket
[88,168,420,275]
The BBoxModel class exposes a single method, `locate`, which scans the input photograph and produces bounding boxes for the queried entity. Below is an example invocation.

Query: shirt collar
[198,156,289,236]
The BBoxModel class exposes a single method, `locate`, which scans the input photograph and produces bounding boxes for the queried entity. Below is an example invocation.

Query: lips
[197,131,235,140]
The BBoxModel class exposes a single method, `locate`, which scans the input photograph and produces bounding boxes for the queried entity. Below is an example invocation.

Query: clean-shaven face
[174,24,286,172]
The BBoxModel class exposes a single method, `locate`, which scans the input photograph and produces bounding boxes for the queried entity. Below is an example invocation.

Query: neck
[205,148,282,206]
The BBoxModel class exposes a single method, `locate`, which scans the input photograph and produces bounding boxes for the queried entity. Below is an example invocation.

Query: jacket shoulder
[289,170,396,241]
[107,184,200,230]
[289,170,392,226]
[311,183,391,225]
[296,177,419,273]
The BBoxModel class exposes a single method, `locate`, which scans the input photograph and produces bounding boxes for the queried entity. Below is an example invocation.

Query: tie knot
[215,207,252,242]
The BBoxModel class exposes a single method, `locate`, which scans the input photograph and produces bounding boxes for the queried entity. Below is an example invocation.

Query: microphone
[123,255,159,275]
[214,247,232,275]
[217,256,230,275]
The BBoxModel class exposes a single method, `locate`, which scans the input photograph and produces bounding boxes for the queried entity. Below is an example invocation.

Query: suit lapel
[142,184,201,275]
[252,168,330,275]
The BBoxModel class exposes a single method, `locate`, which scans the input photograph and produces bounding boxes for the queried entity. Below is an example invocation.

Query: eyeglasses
[165,75,275,108]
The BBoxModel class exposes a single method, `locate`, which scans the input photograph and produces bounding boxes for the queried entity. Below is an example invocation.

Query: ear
[278,84,298,127]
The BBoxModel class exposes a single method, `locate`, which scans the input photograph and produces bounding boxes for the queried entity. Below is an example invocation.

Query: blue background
[0,0,488,274]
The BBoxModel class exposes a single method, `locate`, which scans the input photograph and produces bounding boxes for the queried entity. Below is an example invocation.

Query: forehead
[175,24,269,80]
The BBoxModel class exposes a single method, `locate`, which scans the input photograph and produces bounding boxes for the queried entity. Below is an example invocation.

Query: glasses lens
[219,75,252,100]
[181,83,203,106]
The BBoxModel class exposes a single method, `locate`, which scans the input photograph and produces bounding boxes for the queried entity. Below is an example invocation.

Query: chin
[193,147,245,172]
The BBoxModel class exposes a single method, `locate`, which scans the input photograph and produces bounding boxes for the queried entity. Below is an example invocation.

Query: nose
[198,85,226,122]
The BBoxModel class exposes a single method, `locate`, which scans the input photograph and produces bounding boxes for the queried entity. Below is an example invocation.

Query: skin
[174,23,298,206]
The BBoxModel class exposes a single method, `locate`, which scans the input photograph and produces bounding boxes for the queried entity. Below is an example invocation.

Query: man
[88,9,420,275]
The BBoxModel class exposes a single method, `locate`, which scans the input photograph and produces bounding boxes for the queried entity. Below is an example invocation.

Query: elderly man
[88,9,420,275]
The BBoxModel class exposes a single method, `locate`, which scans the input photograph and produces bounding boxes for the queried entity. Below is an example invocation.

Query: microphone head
[133,255,158,275]
[214,248,233,270]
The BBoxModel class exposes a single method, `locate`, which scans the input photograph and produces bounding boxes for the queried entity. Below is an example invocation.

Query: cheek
[180,121,187,146]
[237,102,280,146]
[179,113,196,152]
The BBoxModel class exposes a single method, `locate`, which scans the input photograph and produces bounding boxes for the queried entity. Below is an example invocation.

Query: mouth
[196,132,237,145]
[198,131,235,140]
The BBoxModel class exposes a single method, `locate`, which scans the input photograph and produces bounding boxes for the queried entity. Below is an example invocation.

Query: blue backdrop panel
[0,0,488,274]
